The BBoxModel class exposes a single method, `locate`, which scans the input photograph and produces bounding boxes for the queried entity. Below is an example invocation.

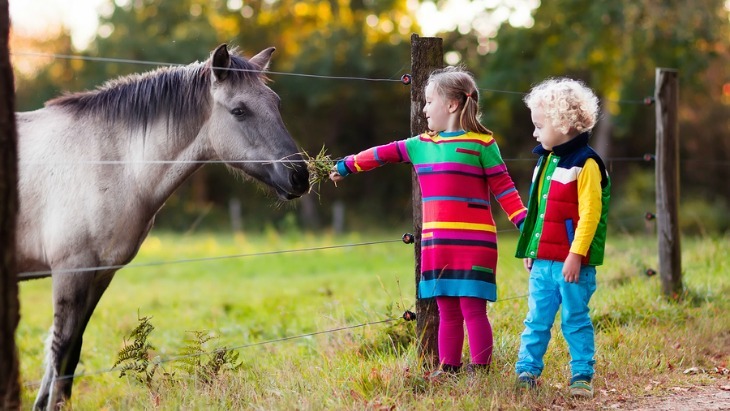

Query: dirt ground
[600,384,730,410]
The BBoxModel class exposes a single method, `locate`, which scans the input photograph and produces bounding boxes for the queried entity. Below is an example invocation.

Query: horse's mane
[46,51,261,139]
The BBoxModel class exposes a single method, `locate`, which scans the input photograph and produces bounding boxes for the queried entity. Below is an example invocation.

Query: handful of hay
[302,145,337,194]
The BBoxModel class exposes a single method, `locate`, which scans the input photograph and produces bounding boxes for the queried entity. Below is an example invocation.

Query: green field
[16,231,730,410]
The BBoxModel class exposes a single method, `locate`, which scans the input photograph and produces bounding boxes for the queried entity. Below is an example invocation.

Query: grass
[16,230,730,410]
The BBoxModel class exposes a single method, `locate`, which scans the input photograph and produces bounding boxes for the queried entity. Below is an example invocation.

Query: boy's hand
[523,258,533,272]
[329,166,344,183]
[563,253,582,283]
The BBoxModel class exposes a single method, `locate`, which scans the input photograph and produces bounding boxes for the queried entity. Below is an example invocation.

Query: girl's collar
[439,130,466,137]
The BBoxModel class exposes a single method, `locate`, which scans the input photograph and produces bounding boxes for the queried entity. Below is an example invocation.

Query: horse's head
[206,44,309,200]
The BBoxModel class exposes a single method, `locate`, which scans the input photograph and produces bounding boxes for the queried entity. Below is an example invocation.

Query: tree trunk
[410,34,442,368]
[592,98,612,160]
[0,0,22,407]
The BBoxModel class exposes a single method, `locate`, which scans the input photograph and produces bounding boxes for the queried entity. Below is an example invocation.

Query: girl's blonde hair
[426,66,492,136]
[524,78,599,135]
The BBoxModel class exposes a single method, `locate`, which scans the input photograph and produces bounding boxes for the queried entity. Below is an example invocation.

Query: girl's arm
[482,142,527,228]
[332,140,410,179]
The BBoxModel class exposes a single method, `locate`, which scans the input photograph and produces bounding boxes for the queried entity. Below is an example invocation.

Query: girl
[330,66,526,374]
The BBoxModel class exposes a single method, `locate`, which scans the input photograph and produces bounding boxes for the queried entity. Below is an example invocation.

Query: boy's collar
[532,132,590,156]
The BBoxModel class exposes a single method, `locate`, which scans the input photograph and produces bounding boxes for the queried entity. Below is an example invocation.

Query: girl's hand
[523,258,533,272]
[329,167,344,183]
[562,253,582,283]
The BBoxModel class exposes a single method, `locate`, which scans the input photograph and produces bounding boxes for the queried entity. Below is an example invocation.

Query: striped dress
[337,130,527,301]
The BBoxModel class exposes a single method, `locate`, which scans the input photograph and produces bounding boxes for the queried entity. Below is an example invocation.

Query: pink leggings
[436,296,493,367]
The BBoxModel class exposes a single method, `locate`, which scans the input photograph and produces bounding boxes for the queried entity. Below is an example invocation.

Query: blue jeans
[515,259,597,379]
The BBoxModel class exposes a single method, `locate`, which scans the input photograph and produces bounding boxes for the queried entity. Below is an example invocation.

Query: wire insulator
[643,97,655,105]
[402,310,416,321]
[643,153,655,162]
[645,212,656,221]
[402,233,415,244]
[645,268,657,277]
[401,74,412,85]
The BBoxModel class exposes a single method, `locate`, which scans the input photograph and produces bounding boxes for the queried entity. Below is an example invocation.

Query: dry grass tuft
[301,145,337,195]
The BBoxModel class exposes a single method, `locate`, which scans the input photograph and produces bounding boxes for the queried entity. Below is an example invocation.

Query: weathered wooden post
[0,0,21,406]
[654,68,682,298]
[410,34,442,368]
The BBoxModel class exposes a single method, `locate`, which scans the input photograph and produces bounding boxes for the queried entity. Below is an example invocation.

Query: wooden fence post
[0,0,21,406]
[654,68,682,298]
[410,34,442,368]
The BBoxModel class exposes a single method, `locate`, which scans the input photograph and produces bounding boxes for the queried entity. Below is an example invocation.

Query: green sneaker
[569,379,594,398]
[516,372,538,389]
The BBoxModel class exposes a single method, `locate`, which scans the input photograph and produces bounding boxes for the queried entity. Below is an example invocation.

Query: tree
[0,0,21,407]
[442,1,730,227]
[84,0,422,231]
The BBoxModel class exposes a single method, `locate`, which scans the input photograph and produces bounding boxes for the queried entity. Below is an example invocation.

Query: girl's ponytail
[460,89,492,135]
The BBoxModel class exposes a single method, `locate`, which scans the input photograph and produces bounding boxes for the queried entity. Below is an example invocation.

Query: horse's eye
[231,107,248,118]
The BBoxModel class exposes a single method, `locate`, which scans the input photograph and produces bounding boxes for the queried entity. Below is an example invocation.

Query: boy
[514,78,611,398]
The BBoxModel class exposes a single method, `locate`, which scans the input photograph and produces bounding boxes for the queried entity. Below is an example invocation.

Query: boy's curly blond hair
[524,78,599,135]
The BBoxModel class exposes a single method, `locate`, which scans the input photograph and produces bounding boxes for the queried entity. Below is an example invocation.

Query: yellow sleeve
[570,158,602,256]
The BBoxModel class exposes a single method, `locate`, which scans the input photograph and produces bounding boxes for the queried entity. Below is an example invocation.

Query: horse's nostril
[290,167,310,193]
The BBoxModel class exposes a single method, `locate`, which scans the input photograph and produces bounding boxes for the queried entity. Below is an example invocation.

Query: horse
[15,44,310,410]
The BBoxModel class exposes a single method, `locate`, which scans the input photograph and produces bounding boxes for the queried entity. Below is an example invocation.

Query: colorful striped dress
[337,130,527,301]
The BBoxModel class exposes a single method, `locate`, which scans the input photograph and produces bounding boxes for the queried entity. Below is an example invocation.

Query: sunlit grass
[16,231,730,409]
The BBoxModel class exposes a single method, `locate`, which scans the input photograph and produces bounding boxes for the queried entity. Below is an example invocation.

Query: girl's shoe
[569,379,594,398]
[464,363,490,375]
[426,364,460,382]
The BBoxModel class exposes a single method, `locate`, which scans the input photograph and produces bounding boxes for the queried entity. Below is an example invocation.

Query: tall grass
[16,231,730,410]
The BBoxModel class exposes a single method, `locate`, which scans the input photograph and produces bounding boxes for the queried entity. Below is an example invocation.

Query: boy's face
[530,106,570,151]
[423,82,458,132]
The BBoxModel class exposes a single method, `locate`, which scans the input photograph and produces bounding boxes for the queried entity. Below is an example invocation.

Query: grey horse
[15,44,309,410]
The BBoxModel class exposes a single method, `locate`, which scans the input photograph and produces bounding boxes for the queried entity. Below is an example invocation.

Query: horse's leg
[34,270,115,411]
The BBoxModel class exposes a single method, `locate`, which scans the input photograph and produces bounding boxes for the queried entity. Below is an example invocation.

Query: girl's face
[530,105,570,150]
[423,82,458,132]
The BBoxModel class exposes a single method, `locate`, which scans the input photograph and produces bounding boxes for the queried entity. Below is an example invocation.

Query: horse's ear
[249,47,275,72]
[211,44,231,82]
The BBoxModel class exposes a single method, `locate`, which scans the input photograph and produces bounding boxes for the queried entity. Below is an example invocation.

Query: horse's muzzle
[287,164,310,198]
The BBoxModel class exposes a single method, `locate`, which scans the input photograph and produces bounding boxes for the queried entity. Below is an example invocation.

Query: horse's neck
[131,120,213,212]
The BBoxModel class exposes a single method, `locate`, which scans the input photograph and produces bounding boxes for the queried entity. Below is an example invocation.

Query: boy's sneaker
[569,377,594,398]
[516,371,538,389]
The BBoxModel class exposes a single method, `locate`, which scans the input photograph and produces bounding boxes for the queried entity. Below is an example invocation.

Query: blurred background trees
[10,0,730,234]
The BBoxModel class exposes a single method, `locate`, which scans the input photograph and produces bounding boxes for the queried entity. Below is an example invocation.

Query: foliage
[9,1,730,233]
[357,303,417,359]
[176,330,241,385]
[302,145,336,196]
[114,313,242,390]
[113,314,159,387]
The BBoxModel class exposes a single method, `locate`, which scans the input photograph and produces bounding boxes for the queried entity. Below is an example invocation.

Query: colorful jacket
[337,130,526,301]
[515,133,610,266]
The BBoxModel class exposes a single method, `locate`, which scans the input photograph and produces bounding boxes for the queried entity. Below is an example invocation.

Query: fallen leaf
[683,367,705,375]
[720,385,730,392]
